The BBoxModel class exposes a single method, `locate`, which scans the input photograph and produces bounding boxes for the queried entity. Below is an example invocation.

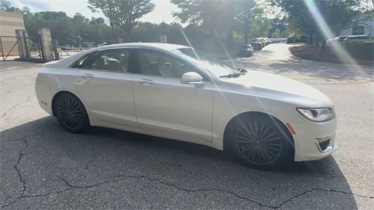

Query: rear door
[74,49,137,127]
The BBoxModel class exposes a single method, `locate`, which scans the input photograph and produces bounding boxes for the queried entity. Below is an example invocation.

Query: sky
[11,0,180,24]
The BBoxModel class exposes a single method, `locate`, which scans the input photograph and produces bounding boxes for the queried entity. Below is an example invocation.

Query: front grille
[319,139,330,151]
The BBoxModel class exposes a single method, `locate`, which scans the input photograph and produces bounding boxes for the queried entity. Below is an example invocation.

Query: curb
[289,46,374,67]
[284,74,373,84]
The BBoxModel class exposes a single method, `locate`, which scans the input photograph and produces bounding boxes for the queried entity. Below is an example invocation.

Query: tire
[54,93,89,133]
[226,114,294,170]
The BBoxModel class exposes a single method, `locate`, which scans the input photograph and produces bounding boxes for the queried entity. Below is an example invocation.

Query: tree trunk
[309,32,313,45]
[316,33,320,47]
[321,39,326,49]
[124,28,132,42]
[127,30,132,42]
[244,15,249,45]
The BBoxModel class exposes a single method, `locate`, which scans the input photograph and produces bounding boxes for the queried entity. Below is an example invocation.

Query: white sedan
[35,43,338,169]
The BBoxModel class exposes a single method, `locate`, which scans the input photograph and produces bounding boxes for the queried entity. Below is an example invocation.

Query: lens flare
[178,27,293,141]
[303,0,368,75]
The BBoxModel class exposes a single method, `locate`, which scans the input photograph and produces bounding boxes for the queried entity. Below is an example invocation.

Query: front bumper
[291,117,338,162]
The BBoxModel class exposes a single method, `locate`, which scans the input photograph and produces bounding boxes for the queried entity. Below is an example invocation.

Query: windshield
[196,60,240,77]
[176,47,199,59]
[175,47,240,77]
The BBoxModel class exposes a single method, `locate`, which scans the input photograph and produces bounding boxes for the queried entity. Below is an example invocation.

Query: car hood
[222,70,333,107]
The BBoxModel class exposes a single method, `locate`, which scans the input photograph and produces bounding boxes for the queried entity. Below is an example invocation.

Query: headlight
[297,108,334,122]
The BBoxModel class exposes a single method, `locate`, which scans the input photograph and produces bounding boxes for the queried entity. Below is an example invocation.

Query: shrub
[344,41,374,60]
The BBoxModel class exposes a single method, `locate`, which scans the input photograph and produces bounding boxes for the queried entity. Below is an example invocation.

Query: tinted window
[175,48,198,59]
[71,52,97,69]
[352,26,365,35]
[91,49,130,73]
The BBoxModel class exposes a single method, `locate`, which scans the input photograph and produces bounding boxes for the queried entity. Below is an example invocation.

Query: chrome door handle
[81,74,94,79]
[139,79,154,85]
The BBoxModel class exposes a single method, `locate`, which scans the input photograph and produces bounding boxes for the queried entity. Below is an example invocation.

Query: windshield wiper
[219,73,241,78]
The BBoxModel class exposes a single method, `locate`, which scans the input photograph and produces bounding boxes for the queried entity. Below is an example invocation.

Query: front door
[132,49,213,142]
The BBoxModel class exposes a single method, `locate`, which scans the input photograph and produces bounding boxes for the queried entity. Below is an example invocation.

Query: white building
[340,20,374,36]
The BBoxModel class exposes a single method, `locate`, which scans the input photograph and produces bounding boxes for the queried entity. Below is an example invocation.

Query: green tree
[90,17,106,25]
[0,0,11,11]
[0,0,24,13]
[171,0,237,39]
[26,12,77,44]
[273,0,361,48]
[132,22,160,42]
[171,0,269,44]
[4,1,114,46]
[268,17,288,38]
[24,11,98,45]
[88,0,155,41]
[234,0,259,44]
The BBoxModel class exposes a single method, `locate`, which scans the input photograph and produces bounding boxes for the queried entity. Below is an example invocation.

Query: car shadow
[1,117,358,209]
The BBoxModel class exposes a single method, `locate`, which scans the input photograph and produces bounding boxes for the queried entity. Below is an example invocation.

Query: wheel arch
[223,111,295,154]
[51,91,84,117]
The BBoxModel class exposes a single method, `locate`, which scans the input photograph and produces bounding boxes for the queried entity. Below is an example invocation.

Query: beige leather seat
[92,57,105,70]
[106,60,123,72]
[141,55,161,76]
[158,56,175,78]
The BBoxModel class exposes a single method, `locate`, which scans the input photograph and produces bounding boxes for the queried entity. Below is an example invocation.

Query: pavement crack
[14,138,28,197]
[58,175,374,209]
[1,138,28,209]
[1,95,32,118]
[55,175,272,208]
[0,138,27,143]
[59,176,110,189]
[4,173,372,209]
[112,174,273,208]
[275,188,374,209]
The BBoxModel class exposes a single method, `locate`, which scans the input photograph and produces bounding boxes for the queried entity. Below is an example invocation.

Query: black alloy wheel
[235,121,282,165]
[227,115,293,169]
[55,93,89,133]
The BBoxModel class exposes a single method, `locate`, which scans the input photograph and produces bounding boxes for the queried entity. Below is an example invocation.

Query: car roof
[45,42,192,69]
[94,42,191,51]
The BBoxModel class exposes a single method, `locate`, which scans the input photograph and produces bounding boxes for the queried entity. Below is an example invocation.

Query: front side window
[90,49,130,73]
[138,50,192,78]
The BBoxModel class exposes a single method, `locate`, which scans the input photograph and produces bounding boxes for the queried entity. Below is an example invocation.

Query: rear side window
[71,52,98,69]
[90,49,130,73]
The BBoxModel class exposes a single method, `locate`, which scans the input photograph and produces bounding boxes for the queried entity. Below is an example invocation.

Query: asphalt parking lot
[1,45,373,209]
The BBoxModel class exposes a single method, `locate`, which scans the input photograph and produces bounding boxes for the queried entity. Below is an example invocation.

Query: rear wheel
[54,93,89,133]
[226,114,293,170]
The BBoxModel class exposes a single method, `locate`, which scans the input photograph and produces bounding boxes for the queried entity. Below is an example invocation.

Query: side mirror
[181,72,203,87]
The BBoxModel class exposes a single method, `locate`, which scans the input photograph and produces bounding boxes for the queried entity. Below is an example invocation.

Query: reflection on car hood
[223,70,332,107]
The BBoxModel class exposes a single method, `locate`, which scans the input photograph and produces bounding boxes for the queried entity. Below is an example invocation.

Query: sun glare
[303,0,367,75]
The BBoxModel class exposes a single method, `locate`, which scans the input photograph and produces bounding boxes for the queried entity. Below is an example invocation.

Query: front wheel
[226,115,294,170]
[54,93,89,133]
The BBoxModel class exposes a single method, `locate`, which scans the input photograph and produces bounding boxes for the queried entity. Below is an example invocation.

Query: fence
[0,35,43,61]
